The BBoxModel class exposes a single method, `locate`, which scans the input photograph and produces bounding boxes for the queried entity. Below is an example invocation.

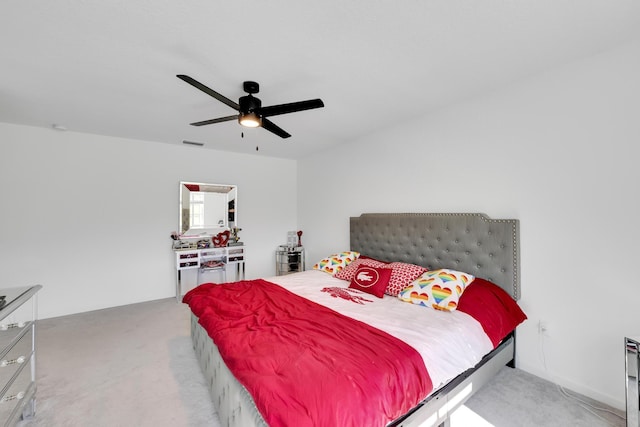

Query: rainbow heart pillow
[312,251,360,275]
[397,269,475,312]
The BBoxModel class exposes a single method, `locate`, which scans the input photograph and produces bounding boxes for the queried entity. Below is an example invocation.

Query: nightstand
[0,285,42,425]
[276,246,305,275]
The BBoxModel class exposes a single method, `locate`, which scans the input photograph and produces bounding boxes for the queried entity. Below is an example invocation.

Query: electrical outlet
[538,320,550,337]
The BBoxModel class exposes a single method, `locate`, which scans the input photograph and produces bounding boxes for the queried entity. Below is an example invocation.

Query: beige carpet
[17,298,219,427]
[16,297,625,427]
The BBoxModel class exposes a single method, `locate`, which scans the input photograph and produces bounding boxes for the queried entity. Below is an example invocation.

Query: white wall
[298,38,640,409]
[0,123,298,318]
[2,38,637,414]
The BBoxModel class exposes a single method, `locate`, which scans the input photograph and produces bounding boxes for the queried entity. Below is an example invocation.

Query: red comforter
[184,280,432,427]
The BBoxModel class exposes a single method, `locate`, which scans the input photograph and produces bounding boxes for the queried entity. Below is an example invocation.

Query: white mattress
[265,269,494,390]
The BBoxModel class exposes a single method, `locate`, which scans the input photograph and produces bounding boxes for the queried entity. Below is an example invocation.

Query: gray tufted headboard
[350,213,520,300]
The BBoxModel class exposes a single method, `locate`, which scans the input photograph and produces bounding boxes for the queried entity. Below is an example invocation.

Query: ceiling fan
[177,75,324,139]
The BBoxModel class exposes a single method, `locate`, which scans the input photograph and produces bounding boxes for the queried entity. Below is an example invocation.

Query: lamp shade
[239,112,261,127]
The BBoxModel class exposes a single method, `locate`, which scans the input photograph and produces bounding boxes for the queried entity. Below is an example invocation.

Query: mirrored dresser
[0,285,41,425]
[627,336,640,427]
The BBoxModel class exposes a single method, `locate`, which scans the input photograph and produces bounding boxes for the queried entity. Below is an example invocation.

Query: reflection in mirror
[179,182,237,236]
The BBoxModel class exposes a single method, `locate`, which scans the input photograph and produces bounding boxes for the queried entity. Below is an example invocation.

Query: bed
[184,213,525,426]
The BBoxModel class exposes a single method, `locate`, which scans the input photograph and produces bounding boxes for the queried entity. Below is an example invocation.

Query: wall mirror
[179,181,237,236]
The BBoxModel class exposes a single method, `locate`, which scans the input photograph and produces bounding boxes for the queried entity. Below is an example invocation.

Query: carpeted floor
[453,367,625,427]
[16,298,625,427]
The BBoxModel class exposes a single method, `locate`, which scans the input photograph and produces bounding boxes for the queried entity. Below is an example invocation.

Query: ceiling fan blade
[258,99,324,117]
[190,115,238,126]
[262,118,291,138]
[177,75,240,111]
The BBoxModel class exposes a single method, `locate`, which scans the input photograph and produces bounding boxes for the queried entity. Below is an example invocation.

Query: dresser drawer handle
[0,391,25,403]
[0,356,26,367]
[0,322,26,331]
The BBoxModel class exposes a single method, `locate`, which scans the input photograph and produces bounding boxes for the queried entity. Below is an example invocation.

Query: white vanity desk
[176,181,244,300]
[174,245,246,301]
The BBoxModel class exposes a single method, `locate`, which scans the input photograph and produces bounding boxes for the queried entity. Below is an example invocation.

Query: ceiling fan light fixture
[178,75,324,138]
[239,112,261,128]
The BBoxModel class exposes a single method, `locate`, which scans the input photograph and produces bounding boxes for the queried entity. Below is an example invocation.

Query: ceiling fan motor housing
[239,94,261,113]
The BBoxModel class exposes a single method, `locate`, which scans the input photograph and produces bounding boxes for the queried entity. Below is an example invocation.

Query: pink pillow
[334,257,389,282]
[348,265,392,298]
[384,262,428,297]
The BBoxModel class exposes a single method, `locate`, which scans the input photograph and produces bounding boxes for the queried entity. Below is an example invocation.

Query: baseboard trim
[517,362,624,411]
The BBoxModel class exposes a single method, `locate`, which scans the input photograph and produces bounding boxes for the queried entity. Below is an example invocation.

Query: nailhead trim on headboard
[350,213,520,300]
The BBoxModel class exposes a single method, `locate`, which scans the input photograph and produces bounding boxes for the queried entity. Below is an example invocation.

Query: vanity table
[0,285,41,425]
[175,181,245,300]
[174,246,246,301]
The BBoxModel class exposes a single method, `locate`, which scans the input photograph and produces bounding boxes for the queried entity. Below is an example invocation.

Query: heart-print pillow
[397,269,475,312]
[313,251,360,275]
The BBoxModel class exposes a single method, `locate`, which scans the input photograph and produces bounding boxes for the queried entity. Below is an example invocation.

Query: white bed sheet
[265,269,494,391]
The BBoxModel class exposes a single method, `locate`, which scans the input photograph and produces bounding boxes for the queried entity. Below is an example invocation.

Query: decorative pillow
[334,257,388,282]
[348,265,392,298]
[313,251,360,275]
[384,262,428,297]
[398,269,475,312]
[457,278,527,348]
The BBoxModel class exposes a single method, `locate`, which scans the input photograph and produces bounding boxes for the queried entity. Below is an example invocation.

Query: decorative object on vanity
[179,182,237,237]
[229,227,243,246]
[296,230,303,247]
[177,75,324,139]
[212,230,230,248]
[170,231,185,250]
[626,336,640,426]
[0,285,42,425]
[173,240,196,250]
[197,239,211,249]
[275,245,305,276]
[286,231,297,247]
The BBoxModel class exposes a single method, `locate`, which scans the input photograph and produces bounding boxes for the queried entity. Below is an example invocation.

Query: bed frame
[190,212,520,427]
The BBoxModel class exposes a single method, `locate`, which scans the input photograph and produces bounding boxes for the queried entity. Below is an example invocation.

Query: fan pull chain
[241,130,258,150]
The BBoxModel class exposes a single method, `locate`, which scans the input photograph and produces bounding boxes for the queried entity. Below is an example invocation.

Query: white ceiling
[2,1,639,159]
